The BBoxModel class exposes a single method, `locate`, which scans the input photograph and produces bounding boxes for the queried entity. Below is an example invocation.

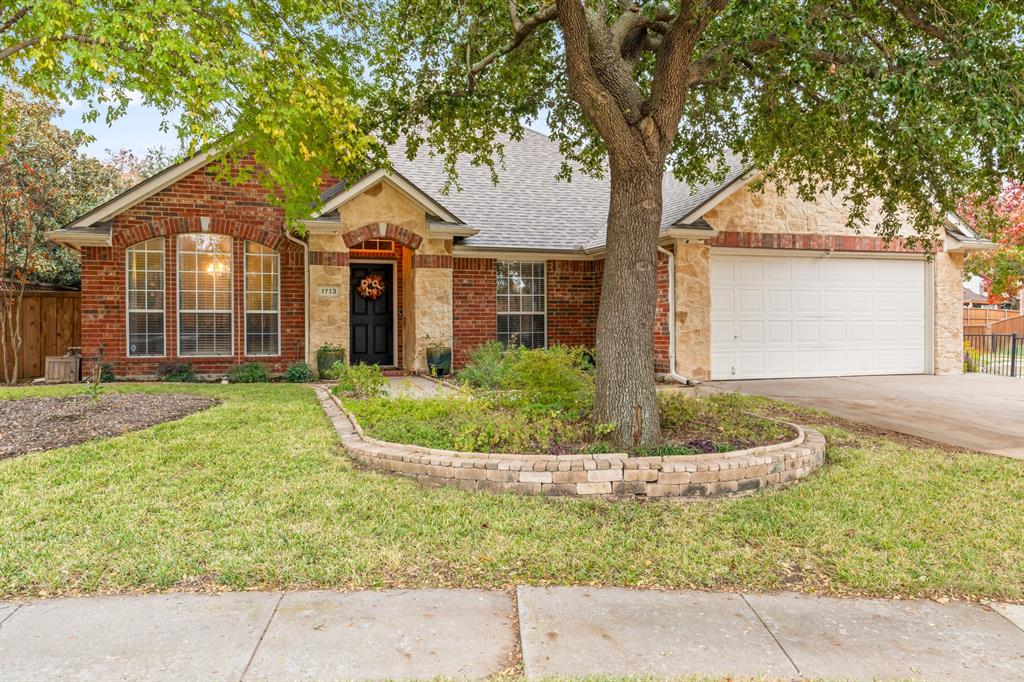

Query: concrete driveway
[712,374,1024,458]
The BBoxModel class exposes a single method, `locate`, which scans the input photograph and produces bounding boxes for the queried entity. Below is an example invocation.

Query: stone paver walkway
[382,375,453,398]
[1,588,1021,681]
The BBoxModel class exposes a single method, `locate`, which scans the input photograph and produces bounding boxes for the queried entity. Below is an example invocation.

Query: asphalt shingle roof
[386,129,747,252]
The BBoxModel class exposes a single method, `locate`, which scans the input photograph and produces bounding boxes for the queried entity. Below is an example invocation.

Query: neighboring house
[963,287,995,309]
[48,130,993,381]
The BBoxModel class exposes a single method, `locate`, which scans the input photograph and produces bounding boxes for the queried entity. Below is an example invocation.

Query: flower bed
[324,389,826,500]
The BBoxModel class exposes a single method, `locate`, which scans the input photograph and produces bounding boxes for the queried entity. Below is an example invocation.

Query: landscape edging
[320,388,826,499]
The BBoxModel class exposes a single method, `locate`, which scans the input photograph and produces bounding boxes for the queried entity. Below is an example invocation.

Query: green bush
[98,363,116,383]
[456,341,514,389]
[456,343,594,417]
[342,394,587,454]
[227,362,270,384]
[330,362,387,398]
[283,361,316,383]
[159,362,196,383]
[501,346,594,416]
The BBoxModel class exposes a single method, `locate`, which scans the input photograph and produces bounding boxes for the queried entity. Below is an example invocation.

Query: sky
[56,99,181,160]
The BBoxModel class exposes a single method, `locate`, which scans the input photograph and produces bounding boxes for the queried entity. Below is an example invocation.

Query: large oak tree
[366,0,1024,446]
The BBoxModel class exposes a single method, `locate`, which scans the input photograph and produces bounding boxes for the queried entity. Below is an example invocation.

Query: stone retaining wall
[319,388,826,500]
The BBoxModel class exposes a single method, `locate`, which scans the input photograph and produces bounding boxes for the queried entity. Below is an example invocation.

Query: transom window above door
[177,234,233,356]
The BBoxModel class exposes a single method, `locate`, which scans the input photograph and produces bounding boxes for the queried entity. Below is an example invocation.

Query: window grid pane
[244,241,279,356]
[496,261,546,349]
[126,238,165,357]
[178,234,232,356]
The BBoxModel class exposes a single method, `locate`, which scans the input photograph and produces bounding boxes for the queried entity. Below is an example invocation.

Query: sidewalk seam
[239,592,283,682]
[740,594,802,678]
[0,604,23,632]
[992,605,1024,635]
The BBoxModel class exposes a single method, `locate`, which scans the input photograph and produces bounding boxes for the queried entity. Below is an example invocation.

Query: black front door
[350,263,394,366]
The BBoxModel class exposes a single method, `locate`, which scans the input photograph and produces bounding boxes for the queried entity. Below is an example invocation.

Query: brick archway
[114,216,286,250]
[342,222,423,251]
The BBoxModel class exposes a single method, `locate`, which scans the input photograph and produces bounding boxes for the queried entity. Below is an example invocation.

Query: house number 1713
[317,286,340,298]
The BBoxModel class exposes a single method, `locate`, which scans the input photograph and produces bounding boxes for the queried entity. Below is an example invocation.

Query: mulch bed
[0,392,217,460]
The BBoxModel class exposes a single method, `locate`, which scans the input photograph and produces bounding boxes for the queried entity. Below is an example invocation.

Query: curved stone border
[317,387,826,499]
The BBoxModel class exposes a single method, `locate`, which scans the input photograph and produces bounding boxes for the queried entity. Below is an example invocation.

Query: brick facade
[80,161,305,379]
[654,253,670,374]
[546,260,602,348]
[452,258,497,368]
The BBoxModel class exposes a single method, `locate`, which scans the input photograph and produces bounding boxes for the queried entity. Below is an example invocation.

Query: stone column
[308,233,349,362]
[412,261,453,373]
[933,250,964,374]
[673,240,712,380]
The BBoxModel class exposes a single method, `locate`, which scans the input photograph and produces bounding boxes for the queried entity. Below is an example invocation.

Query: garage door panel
[711,253,926,379]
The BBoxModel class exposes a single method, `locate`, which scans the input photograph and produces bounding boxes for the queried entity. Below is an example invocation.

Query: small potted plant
[424,335,452,377]
[316,343,346,376]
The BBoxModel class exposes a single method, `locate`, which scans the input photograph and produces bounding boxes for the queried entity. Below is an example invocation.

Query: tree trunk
[594,152,664,448]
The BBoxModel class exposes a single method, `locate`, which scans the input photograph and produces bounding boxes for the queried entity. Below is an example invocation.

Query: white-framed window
[496,260,546,349]
[177,233,233,356]
[244,241,279,355]
[126,237,165,357]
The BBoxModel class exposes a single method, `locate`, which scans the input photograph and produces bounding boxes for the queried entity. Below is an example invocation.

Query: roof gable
[314,169,463,225]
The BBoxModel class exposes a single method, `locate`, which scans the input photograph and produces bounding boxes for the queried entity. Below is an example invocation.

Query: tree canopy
[367,0,1024,242]
[0,91,131,286]
[1,0,377,223]
[960,180,1024,302]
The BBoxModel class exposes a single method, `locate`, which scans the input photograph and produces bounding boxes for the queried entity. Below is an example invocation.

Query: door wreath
[357,273,386,300]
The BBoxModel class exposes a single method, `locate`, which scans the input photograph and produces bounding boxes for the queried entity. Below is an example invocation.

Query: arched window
[244,241,279,355]
[178,234,233,356]
[126,238,165,356]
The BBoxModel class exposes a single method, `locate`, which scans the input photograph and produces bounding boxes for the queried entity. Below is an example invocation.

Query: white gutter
[657,244,692,385]
[284,229,311,366]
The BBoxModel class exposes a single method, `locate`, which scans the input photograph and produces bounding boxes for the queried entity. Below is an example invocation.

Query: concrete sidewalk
[1,588,1021,681]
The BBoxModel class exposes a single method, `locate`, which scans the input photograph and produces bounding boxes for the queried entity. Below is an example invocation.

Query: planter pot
[426,347,452,377]
[317,348,346,376]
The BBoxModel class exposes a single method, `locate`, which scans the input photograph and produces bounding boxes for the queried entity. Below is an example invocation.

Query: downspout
[285,229,311,366]
[657,244,694,385]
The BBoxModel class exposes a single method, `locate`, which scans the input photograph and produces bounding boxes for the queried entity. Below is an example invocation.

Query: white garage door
[710,253,927,380]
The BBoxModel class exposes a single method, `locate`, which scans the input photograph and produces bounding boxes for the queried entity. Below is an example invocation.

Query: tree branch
[466,4,557,80]
[0,5,30,35]
[0,34,100,61]
[886,0,948,41]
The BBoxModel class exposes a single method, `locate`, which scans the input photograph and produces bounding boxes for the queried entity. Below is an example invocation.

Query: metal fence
[964,334,1022,377]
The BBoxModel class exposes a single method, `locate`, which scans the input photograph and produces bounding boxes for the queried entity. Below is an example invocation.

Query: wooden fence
[991,315,1024,336]
[963,308,1019,327]
[1,290,81,382]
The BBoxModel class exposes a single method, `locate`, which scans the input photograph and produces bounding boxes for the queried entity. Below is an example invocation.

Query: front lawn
[1,382,1022,601]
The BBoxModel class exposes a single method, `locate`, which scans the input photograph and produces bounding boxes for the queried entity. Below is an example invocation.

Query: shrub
[500,346,594,416]
[98,363,116,383]
[227,362,270,384]
[456,343,595,417]
[456,341,513,389]
[330,362,387,398]
[283,361,316,383]
[342,394,587,454]
[159,362,196,383]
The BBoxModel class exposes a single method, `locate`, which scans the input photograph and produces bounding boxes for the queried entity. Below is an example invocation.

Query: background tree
[1,91,130,287]
[0,0,377,222]
[959,181,1024,306]
[365,0,1024,446]
[0,156,48,384]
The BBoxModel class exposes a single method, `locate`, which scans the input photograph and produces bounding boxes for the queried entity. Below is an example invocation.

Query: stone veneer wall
[80,159,305,379]
[933,250,965,374]
[322,388,826,499]
[672,241,711,381]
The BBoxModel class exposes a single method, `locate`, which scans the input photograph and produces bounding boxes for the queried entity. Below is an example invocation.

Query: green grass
[1,383,1022,601]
